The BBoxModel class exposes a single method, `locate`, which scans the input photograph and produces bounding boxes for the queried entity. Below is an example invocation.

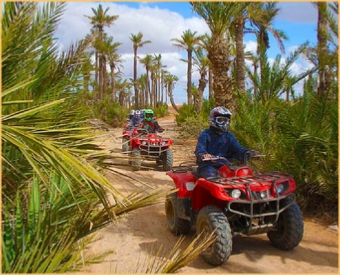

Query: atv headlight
[276,181,289,194]
[276,184,284,194]
[142,141,147,145]
[231,189,241,199]
[185,182,195,191]
[160,141,167,146]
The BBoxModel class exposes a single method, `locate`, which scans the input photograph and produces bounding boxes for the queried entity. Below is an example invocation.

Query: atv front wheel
[122,138,129,152]
[196,206,232,266]
[165,193,191,235]
[131,148,142,170]
[161,148,173,171]
[267,197,304,250]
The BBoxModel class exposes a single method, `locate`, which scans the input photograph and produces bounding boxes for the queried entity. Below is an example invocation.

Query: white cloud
[244,40,257,54]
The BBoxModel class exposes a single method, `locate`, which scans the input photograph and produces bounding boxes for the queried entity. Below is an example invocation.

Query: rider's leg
[197,165,218,178]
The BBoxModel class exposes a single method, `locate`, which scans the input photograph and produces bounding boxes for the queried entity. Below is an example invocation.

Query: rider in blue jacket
[195,106,254,178]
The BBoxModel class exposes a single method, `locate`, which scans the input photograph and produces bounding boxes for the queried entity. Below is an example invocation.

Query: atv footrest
[245,223,274,235]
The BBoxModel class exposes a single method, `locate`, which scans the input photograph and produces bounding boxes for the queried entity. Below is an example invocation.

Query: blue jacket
[195,127,249,168]
[129,117,142,127]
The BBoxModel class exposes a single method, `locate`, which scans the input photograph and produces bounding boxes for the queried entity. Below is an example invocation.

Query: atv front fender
[166,170,197,198]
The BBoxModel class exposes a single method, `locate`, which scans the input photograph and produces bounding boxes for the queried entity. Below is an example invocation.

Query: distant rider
[128,110,135,121]
[195,106,255,178]
[129,110,143,128]
[139,109,164,133]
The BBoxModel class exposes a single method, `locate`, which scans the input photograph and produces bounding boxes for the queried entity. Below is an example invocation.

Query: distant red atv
[122,128,173,171]
[165,154,304,266]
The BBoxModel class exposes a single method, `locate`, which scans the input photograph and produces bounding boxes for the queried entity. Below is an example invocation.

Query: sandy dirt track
[83,109,338,274]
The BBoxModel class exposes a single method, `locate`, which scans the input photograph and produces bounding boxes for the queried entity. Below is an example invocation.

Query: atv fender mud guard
[176,197,192,220]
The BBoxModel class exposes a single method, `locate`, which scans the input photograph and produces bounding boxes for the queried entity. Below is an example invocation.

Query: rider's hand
[201,154,212,160]
[247,150,260,157]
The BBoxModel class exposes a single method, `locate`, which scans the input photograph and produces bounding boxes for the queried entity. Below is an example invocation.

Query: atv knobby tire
[131,148,142,171]
[161,148,173,171]
[165,193,191,235]
[196,206,232,266]
[267,197,304,250]
[122,138,129,152]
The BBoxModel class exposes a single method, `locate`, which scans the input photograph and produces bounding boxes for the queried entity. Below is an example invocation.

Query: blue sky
[55,1,320,104]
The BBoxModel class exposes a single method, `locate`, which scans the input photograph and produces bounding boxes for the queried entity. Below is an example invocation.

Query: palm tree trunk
[196,72,207,113]
[208,37,234,110]
[95,51,99,89]
[168,83,180,113]
[208,69,213,100]
[187,49,193,105]
[103,55,108,97]
[110,64,115,102]
[235,16,245,92]
[253,62,258,98]
[316,2,329,96]
[133,47,139,108]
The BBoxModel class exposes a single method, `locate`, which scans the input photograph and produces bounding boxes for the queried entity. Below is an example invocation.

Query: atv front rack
[207,171,293,186]
[207,172,296,236]
[169,165,298,236]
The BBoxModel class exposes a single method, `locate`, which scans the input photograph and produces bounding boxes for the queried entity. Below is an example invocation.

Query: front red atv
[165,156,304,266]
[127,129,173,171]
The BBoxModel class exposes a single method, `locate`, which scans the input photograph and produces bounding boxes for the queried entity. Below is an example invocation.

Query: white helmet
[130,110,135,115]
[134,110,141,118]
[209,107,232,132]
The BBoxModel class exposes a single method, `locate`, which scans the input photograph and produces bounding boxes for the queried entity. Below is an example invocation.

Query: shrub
[153,103,169,118]
[175,104,196,125]
[92,96,129,127]
[179,115,208,138]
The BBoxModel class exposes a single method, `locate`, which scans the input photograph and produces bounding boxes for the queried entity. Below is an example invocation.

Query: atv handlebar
[202,152,265,165]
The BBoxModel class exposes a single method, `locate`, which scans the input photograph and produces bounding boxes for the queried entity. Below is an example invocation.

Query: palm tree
[150,62,158,108]
[108,52,124,102]
[85,4,118,100]
[100,35,123,102]
[139,54,154,107]
[245,2,288,81]
[164,73,180,113]
[228,2,253,92]
[171,29,203,106]
[191,2,246,111]
[245,43,316,103]
[198,33,214,100]
[81,51,94,93]
[314,2,336,96]
[153,54,165,105]
[137,74,147,106]
[130,32,151,109]
[192,47,210,113]
[115,78,132,107]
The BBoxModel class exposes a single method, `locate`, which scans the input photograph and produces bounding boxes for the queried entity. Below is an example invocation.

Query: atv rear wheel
[122,138,129,152]
[131,148,142,171]
[165,193,191,235]
[196,206,232,266]
[267,197,304,250]
[161,148,173,171]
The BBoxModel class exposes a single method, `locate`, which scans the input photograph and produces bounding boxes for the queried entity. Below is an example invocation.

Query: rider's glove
[248,150,257,157]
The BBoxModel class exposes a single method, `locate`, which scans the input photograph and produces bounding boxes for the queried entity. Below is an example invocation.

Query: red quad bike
[127,128,173,171]
[165,154,304,266]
